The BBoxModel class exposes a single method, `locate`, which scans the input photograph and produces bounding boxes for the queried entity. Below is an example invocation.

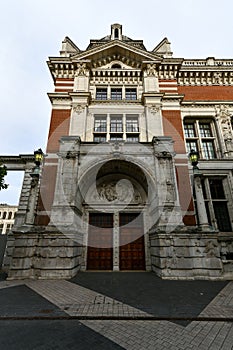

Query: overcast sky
[0,0,232,204]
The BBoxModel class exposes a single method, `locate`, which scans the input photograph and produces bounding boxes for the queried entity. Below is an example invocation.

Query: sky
[0,0,233,204]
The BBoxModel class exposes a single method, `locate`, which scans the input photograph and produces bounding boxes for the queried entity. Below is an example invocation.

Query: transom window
[184,119,217,159]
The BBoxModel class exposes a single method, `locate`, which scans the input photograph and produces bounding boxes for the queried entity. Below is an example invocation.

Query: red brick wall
[178,86,233,101]
[162,110,186,154]
[162,110,195,225]
[47,109,71,153]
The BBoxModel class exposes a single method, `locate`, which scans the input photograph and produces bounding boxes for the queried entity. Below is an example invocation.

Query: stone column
[25,177,40,224]
[215,105,233,158]
[194,175,209,228]
[50,136,81,227]
[14,163,35,227]
[113,211,120,271]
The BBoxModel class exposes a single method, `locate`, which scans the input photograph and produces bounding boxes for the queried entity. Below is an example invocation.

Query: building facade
[5,24,233,279]
[0,204,17,235]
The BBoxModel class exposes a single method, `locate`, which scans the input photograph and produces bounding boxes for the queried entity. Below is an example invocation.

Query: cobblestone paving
[82,320,233,350]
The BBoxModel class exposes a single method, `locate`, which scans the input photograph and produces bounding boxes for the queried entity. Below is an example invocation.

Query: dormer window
[114,28,119,39]
[111,24,122,40]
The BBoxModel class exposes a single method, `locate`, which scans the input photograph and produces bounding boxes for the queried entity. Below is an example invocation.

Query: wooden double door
[87,212,145,271]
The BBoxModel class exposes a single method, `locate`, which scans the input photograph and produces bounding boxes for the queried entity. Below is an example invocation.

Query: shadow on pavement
[70,272,228,320]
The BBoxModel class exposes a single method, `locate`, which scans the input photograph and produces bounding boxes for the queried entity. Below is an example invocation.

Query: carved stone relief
[215,105,233,154]
[75,63,89,77]
[145,64,158,77]
[94,180,143,204]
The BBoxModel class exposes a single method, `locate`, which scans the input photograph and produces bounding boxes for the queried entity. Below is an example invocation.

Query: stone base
[6,227,85,280]
[149,228,231,280]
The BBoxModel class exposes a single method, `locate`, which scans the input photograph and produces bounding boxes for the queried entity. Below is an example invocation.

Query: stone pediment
[71,40,162,67]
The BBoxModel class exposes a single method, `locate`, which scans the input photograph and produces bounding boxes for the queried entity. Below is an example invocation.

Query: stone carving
[150,105,161,114]
[75,63,89,77]
[213,72,222,85]
[94,180,142,204]
[73,104,85,114]
[145,63,158,77]
[204,240,218,258]
[215,105,233,154]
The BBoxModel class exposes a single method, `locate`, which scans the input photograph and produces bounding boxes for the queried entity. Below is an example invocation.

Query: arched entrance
[80,159,149,271]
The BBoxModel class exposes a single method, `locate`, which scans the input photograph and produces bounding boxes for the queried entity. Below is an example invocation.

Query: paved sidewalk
[0,273,232,349]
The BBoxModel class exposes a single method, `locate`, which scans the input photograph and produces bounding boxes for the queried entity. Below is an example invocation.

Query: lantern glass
[189,149,199,166]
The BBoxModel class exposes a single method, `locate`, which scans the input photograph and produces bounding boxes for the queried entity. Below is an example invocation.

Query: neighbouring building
[4,24,233,280]
[0,204,18,235]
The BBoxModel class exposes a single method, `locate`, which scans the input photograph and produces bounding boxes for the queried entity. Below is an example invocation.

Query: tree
[0,162,9,191]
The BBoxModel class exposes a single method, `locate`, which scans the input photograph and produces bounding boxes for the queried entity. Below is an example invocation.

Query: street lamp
[189,149,199,169]
[30,148,44,178]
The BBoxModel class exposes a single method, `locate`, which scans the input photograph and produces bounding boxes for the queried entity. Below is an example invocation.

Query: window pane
[213,202,231,232]
[110,116,123,132]
[111,88,122,100]
[94,135,106,143]
[94,116,107,132]
[202,141,215,159]
[184,124,195,138]
[125,88,137,100]
[186,141,198,153]
[199,123,212,137]
[96,88,107,100]
[126,117,139,132]
[209,179,225,199]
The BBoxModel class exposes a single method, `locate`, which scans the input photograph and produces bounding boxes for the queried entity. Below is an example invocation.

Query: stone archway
[80,159,150,271]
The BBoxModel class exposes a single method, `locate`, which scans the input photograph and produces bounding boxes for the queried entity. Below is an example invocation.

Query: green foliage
[0,162,9,191]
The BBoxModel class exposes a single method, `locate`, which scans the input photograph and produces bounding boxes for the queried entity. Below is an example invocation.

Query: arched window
[2,212,7,219]
[114,28,119,39]
[8,212,12,220]
[112,64,121,69]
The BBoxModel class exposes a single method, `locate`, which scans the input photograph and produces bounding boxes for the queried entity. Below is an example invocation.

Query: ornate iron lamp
[189,149,199,168]
[30,148,44,178]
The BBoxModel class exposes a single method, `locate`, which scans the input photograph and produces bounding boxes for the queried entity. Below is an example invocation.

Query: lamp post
[188,149,209,229]
[26,149,44,225]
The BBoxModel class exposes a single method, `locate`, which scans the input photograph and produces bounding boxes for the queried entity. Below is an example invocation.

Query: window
[93,114,140,143]
[184,124,195,138]
[199,123,212,137]
[202,141,215,159]
[111,88,122,100]
[94,116,107,132]
[96,88,107,100]
[200,178,232,232]
[8,212,12,220]
[2,212,7,220]
[183,119,217,159]
[112,64,121,69]
[0,224,3,233]
[126,116,139,132]
[110,116,123,132]
[125,88,137,100]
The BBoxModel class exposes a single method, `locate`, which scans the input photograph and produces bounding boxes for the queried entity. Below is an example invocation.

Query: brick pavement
[0,276,233,349]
